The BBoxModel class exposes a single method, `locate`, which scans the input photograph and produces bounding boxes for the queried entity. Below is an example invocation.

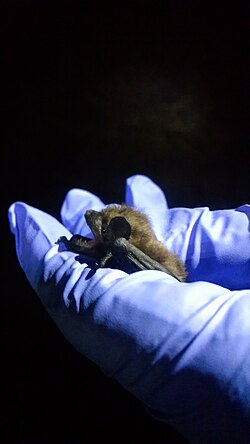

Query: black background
[2,1,249,443]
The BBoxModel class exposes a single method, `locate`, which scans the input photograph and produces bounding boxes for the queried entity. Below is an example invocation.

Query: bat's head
[84,209,131,246]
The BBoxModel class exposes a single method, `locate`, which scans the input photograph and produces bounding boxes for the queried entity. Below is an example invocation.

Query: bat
[58,204,187,282]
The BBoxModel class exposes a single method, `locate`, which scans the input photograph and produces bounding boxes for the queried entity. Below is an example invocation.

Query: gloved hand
[8,174,250,444]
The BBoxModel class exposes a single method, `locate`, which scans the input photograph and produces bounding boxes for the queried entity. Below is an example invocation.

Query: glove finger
[125,174,169,241]
[60,188,105,236]
[8,202,72,290]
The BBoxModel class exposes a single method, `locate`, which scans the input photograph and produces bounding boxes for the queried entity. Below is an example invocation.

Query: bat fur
[97,204,187,281]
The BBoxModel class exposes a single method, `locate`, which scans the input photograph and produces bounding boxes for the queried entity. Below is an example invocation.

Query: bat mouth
[69,234,95,248]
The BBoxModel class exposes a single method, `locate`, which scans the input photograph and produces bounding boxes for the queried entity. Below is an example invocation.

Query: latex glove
[8,175,250,444]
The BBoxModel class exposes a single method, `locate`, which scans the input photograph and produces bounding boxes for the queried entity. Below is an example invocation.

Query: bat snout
[85,210,101,224]
[85,210,103,240]
[85,209,98,218]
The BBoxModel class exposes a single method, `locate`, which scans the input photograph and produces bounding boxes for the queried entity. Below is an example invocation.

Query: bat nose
[85,210,92,218]
[85,210,99,221]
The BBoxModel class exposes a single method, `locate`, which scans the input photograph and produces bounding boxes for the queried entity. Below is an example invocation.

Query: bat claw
[56,236,68,244]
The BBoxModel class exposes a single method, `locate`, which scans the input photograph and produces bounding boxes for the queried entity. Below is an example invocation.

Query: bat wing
[107,238,182,281]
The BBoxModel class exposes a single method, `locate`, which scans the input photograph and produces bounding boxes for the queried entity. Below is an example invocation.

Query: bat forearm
[112,238,182,279]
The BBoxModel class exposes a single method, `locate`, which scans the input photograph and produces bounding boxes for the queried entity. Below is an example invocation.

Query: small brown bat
[58,204,187,282]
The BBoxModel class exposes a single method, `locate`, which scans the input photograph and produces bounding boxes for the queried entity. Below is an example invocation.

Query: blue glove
[8,174,250,444]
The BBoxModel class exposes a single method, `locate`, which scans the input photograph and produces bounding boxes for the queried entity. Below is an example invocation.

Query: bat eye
[101,226,107,234]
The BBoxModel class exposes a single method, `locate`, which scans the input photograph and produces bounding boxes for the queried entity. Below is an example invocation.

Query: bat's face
[84,208,132,244]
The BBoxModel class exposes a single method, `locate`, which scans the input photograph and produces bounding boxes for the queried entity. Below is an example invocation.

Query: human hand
[8,174,250,443]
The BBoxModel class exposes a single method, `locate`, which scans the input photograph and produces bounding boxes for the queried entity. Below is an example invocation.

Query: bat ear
[108,216,131,240]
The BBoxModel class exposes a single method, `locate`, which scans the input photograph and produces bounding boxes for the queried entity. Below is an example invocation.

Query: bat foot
[56,236,65,241]
[56,236,69,245]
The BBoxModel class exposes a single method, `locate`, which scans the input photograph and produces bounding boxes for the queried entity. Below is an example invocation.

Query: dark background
[2,1,249,443]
